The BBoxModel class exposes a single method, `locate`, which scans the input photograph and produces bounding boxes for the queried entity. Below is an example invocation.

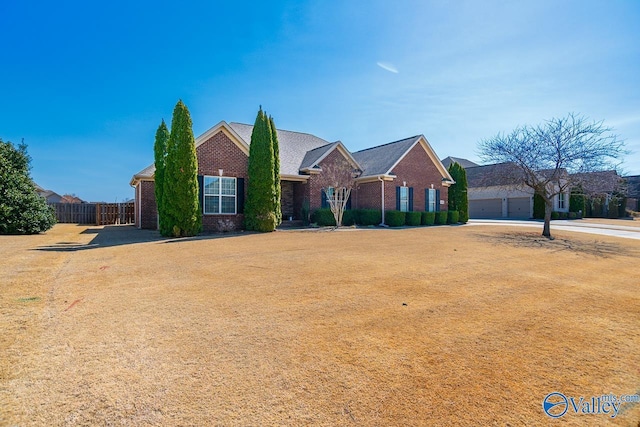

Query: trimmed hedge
[422,211,436,225]
[551,211,560,220]
[568,212,577,219]
[311,208,336,226]
[310,208,382,226]
[447,210,459,224]
[435,211,448,225]
[357,209,381,226]
[405,211,421,226]
[342,209,356,226]
[385,210,406,227]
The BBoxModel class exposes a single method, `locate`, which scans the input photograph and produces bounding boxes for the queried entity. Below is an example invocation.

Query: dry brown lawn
[579,218,640,228]
[1,224,639,426]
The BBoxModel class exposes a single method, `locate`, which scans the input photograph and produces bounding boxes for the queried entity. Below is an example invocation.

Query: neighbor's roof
[571,170,623,195]
[352,136,421,177]
[625,175,640,198]
[465,162,524,187]
[441,156,479,169]
[228,122,332,176]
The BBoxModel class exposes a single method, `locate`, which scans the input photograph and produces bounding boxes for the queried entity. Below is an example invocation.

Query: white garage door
[469,199,502,218]
[507,197,531,218]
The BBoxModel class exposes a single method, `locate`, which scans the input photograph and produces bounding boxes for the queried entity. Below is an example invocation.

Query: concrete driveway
[466,219,640,240]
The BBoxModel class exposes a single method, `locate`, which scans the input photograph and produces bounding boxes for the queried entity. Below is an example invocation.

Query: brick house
[130,121,454,230]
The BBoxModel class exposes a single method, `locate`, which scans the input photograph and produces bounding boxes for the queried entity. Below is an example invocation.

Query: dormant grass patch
[1,224,638,426]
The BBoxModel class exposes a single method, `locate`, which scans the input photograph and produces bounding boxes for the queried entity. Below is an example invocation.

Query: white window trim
[557,193,566,210]
[203,176,237,215]
[399,186,409,212]
[428,188,436,213]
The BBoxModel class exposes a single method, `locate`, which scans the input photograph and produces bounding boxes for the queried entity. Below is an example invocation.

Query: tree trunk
[542,198,553,239]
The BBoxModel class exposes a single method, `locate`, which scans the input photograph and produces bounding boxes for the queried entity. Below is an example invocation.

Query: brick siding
[139,181,157,229]
[197,130,248,232]
[385,142,449,211]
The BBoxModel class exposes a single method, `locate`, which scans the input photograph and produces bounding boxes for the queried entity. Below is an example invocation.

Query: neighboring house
[441,156,478,169]
[60,194,85,204]
[625,175,640,211]
[463,162,569,219]
[571,170,626,217]
[130,121,454,231]
[34,182,64,203]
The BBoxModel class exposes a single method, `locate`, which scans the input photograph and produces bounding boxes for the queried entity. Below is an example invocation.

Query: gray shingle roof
[465,162,524,187]
[228,122,331,176]
[571,170,623,195]
[441,156,479,169]
[352,136,421,177]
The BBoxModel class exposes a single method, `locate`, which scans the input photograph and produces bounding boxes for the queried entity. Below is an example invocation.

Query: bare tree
[478,113,626,238]
[318,156,360,227]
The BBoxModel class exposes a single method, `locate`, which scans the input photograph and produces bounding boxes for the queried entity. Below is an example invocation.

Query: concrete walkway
[466,219,640,240]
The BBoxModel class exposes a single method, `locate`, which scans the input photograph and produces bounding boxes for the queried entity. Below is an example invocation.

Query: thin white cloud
[376,61,398,74]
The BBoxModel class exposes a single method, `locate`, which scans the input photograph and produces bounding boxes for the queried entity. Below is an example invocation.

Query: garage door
[469,199,502,218]
[507,197,531,218]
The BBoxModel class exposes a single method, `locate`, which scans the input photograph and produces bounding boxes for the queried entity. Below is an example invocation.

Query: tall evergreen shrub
[154,120,170,234]
[162,100,201,237]
[447,162,469,223]
[245,107,278,232]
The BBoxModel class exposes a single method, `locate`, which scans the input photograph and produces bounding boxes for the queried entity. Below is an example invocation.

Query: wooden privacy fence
[49,202,135,225]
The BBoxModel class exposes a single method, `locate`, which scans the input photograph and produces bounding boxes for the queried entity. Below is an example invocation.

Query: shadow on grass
[474,231,639,258]
[34,225,252,252]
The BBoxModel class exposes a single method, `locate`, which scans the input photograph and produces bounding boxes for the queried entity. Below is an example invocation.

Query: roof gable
[353,136,420,177]
[353,135,454,183]
[300,141,362,172]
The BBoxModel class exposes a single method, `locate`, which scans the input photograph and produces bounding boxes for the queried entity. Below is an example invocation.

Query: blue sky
[1,0,639,202]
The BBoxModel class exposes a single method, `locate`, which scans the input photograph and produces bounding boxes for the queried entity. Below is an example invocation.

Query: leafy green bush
[551,211,560,220]
[405,211,421,226]
[568,212,577,219]
[559,212,568,219]
[447,210,459,224]
[311,208,336,226]
[385,210,406,227]
[435,211,448,225]
[0,139,56,234]
[421,211,435,225]
[357,209,381,226]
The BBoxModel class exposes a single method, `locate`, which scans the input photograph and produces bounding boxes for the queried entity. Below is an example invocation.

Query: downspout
[378,176,386,226]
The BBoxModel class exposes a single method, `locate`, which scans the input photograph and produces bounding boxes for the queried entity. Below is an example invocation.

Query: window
[204,176,236,214]
[558,193,566,210]
[399,186,409,212]
[427,188,436,212]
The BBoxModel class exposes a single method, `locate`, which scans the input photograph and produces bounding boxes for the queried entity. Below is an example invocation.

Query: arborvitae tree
[447,162,469,223]
[244,107,277,232]
[0,139,56,234]
[153,120,170,234]
[162,100,201,237]
[269,115,282,225]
